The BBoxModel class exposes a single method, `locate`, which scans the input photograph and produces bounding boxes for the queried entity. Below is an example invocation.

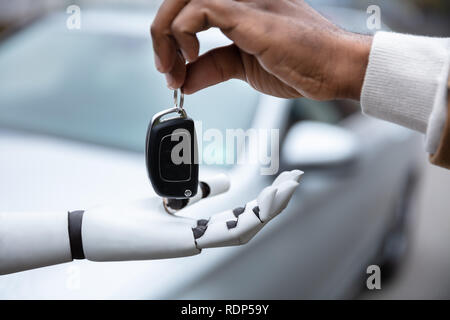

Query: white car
[0,7,421,299]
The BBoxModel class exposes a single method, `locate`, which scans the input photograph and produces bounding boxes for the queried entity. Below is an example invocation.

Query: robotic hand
[0,170,303,275]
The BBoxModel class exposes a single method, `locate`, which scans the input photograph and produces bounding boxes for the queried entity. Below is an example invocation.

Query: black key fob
[146,106,198,198]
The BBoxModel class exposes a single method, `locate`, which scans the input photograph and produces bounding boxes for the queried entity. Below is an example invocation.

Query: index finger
[151,0,190,73]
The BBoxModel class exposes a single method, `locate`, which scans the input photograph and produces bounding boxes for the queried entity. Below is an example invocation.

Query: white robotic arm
[0,170,303,275]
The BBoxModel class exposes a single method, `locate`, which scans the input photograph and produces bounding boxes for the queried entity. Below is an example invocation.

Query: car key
[146,90,198,199]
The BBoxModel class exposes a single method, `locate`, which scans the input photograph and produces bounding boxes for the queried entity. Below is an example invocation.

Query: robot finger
[194,198,268,249]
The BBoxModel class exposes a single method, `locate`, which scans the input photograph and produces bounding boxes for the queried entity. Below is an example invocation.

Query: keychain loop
[173,89,184,111]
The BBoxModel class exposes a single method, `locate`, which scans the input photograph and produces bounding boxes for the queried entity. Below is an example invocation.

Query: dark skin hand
[150,0,373,101]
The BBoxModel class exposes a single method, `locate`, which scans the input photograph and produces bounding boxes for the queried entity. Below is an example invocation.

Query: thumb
[182,44,245,94]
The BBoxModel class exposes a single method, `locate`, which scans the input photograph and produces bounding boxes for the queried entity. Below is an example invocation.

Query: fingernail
[155,55,163,72]
[180,49,191,62]
[165,73,176,90]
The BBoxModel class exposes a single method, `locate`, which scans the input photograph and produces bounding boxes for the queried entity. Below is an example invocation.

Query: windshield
[0,14,259,154]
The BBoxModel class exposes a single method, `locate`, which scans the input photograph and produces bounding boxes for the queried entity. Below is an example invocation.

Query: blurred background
[0,0,449,299]
[1,0,449,37]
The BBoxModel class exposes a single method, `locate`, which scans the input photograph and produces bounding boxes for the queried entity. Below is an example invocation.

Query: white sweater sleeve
[360,31,450,154]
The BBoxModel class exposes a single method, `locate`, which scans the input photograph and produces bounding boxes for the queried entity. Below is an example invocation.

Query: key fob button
[159,133,191,181]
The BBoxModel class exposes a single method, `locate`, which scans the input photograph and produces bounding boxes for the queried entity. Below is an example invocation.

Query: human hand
[81,170,303,262]
[150,0,372,101]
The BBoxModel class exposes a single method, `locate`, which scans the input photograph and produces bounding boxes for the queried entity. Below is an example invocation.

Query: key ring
[173,89,184,112]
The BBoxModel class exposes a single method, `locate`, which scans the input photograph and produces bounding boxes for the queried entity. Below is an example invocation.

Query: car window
[284,98,360,136]
[0,16,260,158]
[289,99,342,124]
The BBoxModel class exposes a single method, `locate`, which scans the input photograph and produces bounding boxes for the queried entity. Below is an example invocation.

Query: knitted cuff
[361,32,449,149]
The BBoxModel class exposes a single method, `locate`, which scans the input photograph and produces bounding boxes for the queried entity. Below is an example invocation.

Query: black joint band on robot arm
[68,210,85,260]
